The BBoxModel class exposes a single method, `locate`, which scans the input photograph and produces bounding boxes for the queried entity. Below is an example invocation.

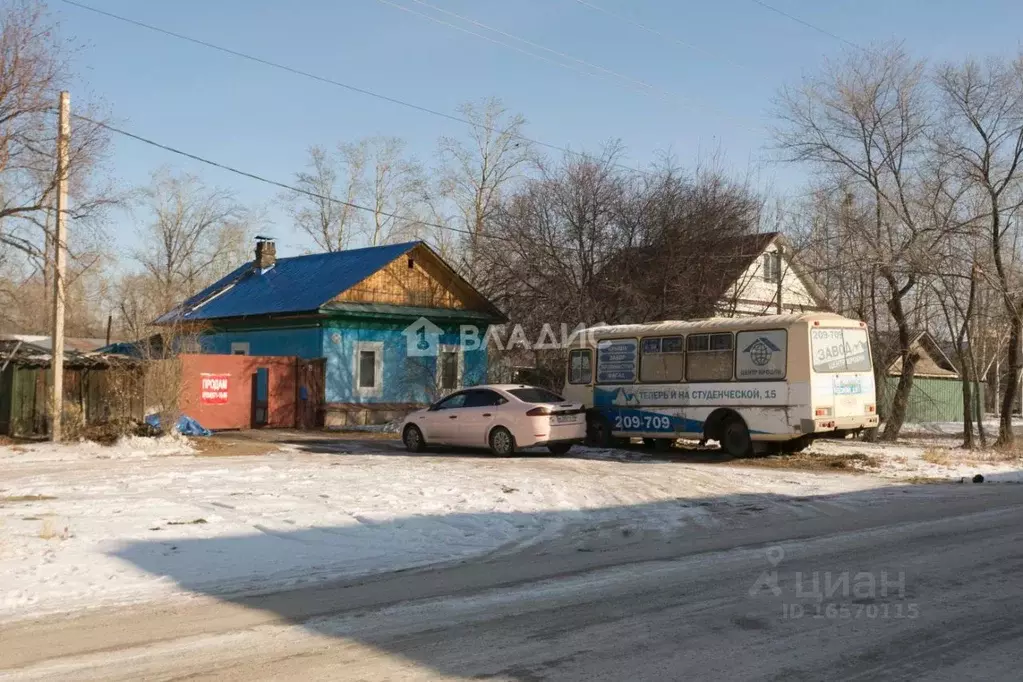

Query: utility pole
[50,91,70,442]
[775,246,784,314]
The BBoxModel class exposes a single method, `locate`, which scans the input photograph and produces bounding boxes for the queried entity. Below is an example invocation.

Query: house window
[359,351,376,388]
[437,345,463,392]
[685,333,734,382]
[763,252,781,283]
[353,341,383,396]
[230,342,250,356]
[640,336,684,383]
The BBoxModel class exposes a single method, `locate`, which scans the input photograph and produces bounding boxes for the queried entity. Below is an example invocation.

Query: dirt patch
[923,446,1023,467]
[190,437,280,457]
[921,448,953,466]
[1,494,58,503]
[902,476,953,485]
[731,452,881,472]
[324,429,401,441]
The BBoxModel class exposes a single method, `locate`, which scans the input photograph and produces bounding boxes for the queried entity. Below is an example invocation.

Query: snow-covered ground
[2,429,1020,624]
[900,417,1023,436]
[1,434,890,623]
[807,436,1023,483]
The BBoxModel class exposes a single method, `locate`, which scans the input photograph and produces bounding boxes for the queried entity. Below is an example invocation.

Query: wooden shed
[878,331,984,424]
[0,340,143,438]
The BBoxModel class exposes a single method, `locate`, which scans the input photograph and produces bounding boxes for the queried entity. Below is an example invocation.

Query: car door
[452,389,506,447]
[425,392,468,444]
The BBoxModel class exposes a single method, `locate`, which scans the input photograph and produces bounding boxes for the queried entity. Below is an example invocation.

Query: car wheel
[403,424,426,453]
[489,426,516,457]
[547,443,572,455]
[721,418,753,458]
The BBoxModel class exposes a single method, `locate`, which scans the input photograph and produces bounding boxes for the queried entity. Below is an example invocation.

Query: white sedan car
[401,384,587,456]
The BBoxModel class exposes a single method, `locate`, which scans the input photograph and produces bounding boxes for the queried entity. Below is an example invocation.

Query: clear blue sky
[58,0,1023,257]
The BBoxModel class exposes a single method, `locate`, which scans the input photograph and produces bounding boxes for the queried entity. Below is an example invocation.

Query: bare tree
[286,144,365,252]
[0,1,114,262]
[132,170,250,317]
[933,56,1023,445]
[363,137,425,246]
[774,45,951,441]
[438,98,534,281]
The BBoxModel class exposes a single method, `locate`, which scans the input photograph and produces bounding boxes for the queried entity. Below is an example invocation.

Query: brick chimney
[254,236,276,271]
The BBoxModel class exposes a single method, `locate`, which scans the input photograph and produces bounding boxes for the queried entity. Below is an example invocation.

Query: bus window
[811,328,872,372]
[736,330,787,380]
[596,339,638,383]
[686,333,734,381]
[640,336,684,382]
[568,349,593,384]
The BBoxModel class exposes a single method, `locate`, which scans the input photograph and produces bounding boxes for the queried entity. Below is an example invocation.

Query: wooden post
[50,91,70,442]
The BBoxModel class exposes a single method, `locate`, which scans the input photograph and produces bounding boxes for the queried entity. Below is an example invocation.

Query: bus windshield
[811,328,871,373]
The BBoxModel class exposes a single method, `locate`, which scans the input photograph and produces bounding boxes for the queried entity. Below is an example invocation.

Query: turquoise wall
[201,319,489,405]
[201,326,322,359]
[321,320,487,404]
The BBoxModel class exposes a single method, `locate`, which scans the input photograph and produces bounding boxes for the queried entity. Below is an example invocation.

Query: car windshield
[509,387,565,403]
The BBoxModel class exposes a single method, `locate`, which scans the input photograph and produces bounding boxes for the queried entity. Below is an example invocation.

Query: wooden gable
[886,334,959,379]
[333,243,494,313]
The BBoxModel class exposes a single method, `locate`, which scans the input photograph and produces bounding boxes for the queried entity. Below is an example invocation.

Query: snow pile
[0,434,195,463]
[0,440,884,621]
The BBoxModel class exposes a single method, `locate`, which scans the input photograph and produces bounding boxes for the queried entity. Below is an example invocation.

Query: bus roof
[578,313,857,339]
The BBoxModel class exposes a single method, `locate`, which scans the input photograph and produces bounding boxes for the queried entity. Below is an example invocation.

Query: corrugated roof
[156,241,421,323]
[0,335,113,352]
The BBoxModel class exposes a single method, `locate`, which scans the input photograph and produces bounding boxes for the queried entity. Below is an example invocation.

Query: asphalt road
[4,483,1023,681]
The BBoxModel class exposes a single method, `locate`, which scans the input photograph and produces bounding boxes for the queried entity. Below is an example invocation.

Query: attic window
[408,257,415,270]
[763,252,781,283]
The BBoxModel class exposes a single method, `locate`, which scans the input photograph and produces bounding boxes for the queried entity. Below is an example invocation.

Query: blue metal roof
[156,241,421,323]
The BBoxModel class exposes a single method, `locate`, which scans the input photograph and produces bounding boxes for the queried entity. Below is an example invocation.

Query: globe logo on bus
[744,336,782,366]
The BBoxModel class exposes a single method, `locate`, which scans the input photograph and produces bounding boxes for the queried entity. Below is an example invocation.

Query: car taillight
[526,406,552,416]
[815,407,833,417]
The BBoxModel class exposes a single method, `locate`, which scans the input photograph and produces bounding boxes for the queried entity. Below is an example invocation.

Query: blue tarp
[145,414,212,437]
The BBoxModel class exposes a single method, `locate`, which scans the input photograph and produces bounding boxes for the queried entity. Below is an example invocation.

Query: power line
[56,0,650,177]
[77,115,818,257]
[570,0,750,73]
[749,0,865,52]
[398,0,678,99]
[74,114,488,243]
[376,0,763,134]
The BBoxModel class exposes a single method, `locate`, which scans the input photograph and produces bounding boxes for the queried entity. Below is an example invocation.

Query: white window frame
[230,342,250,356]
[353,341,384,397]
[763,251,781,283]
[435,344,464,394]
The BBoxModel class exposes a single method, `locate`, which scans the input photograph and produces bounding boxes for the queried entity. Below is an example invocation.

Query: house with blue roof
[156,238,505,426]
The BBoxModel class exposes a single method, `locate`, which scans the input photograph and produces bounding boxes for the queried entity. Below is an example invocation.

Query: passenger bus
[561,313,878,456]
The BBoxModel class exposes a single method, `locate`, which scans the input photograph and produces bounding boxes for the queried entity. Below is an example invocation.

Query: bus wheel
[722,418,753,458]
[781,436,811,454]
[653,438,674,453]
[587,415,613,447]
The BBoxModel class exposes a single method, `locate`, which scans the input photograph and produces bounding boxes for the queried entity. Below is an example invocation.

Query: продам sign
[200,373,230,404]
